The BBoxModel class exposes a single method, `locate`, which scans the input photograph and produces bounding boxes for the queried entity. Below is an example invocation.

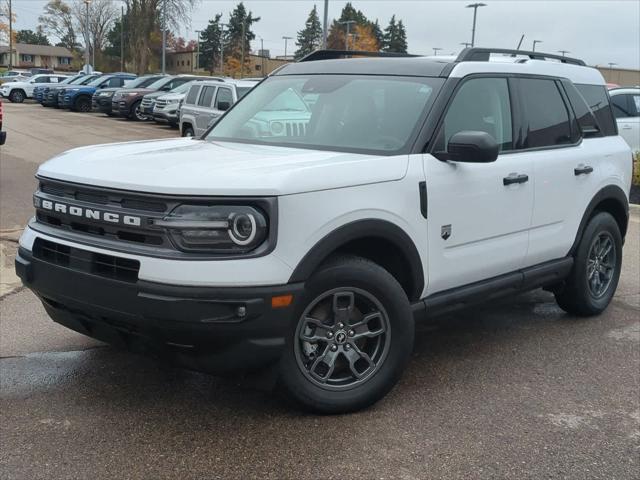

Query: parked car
[180,79,258,137]
[0,70,32,84]
[0,99,5,145]
[0,74,70,103]
[15,48,633,413]
[34,74,84,104]
[92,75,165,116]
[30,68,54,75]
[59,73,137,112]
[608,87,640,152]
[43,74,100,108]
[151,79,212,127]
[115,75,206,121]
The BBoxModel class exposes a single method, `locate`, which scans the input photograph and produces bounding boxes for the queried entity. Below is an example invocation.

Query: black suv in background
[92,75,165,116]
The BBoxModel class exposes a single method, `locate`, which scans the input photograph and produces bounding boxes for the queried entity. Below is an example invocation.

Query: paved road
[1,103,639,479]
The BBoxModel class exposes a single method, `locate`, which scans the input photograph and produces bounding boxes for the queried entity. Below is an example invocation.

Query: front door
[423,76,534,294]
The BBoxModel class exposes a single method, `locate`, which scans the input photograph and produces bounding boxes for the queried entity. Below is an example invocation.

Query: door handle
[621,125,633,130]
[503,173,529,186]
[574,165,594,176]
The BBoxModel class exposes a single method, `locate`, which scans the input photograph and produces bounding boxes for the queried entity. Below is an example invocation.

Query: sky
[9,0,640,69]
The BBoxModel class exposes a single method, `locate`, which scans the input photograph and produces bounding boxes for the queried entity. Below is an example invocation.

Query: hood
[117,88,154,96]
[2,81,30,88]
[157,92,185,101]
[37,138,407,196]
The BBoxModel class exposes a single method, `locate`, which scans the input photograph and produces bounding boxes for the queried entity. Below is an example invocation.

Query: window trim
[428,73,518,157]
[214,87,233,110]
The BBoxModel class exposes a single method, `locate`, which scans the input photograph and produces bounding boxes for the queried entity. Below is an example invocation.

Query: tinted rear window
[198,86,215,107]
[185,85,200,104]
[575,84,617,136]
[562,81,601,137]
[518,78,572,148]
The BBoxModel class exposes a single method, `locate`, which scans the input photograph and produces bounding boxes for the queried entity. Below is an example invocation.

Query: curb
[630,203,640,211]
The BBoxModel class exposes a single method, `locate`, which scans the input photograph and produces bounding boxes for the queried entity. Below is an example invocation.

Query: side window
[36,77,49,83]
[185,85,200,105]
[562,81,601,137]
[215,88,233,110]
[198,86,215,107]
[169,79,188,90]
[611,94,634,118]
[435,77,513,152]
[633,95,640,116]
[518,78,572,149]
[575,84,617,136]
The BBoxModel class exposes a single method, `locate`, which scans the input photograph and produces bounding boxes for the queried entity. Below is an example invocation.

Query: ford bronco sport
[15,48,632,413]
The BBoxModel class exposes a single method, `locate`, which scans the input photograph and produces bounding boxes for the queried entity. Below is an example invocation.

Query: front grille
[285,122,307,137]
[141,98,154,109]
[155,99,168,109]
[33,238,140,283]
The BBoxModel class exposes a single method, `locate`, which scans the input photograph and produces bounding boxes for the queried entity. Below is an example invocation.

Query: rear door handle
[574,165,594,176]
[621,125,633,130]
[503,173,529,186]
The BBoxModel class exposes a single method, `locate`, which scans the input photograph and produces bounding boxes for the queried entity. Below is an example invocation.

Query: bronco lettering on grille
[39,199,142,226]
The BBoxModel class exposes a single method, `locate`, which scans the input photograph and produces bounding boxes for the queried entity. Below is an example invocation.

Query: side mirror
[217,101,231,111]
[434,131,499,163]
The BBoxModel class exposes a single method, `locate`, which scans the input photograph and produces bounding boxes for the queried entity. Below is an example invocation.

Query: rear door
[423,76,534,293]
[193,85,217,136]
[209,86,234,127]
[611,92,640,152]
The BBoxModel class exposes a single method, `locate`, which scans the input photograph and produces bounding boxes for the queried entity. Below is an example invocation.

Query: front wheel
[182,125,195,137]
[74,96,91,112]
[9,90,25,103]
[279,255,414,414]
[130,101,145,121]
[555,212,622,316]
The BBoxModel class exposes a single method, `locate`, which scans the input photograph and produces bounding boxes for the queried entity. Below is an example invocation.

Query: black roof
[274,57,451,77]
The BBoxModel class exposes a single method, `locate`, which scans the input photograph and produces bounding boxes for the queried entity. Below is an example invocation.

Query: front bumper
[93,96,113,113]
[152,109,178,124]
[59,93,73,108]
[16,246,303,373]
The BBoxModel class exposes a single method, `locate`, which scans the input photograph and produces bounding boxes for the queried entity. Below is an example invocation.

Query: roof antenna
[516,34,525,51]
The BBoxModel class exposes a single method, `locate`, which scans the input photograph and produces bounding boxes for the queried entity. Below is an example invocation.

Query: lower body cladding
[15,240,303,374]
[93,98,112,114]
[153,110,178,126]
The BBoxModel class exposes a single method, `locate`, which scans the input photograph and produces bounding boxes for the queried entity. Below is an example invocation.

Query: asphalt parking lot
[1,102,639,479]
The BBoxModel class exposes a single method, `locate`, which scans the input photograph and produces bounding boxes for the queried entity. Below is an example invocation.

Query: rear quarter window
[185,85,200,105]
[575,84,617,136]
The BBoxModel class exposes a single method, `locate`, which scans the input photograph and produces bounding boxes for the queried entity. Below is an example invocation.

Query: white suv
[0,74,69,103]
[608,87,640,152]
[15,48,632,413]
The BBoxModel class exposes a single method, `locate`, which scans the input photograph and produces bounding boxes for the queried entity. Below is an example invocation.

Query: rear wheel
[9,89,25,103]
[74,96,91,112]
[130,101,145,121]
[555,212,622,316]
[279,256,414,414]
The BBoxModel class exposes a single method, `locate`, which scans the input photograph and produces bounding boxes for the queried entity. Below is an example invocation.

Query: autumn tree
[223,2,260,77]
[0,1,17,46]
[350,24,378,52]
[326,2,381,51]
[294,4,322,60]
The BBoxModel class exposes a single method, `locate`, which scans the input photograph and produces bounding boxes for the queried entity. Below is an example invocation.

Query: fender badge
[441,224,451,240]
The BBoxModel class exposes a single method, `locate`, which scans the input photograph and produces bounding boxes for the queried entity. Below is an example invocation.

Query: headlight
[271,121,284,135]
[98,91,113,97]
[69,88,79,92]
[153,205,268,253]
[125,92,138,97]
[166,98,179,104]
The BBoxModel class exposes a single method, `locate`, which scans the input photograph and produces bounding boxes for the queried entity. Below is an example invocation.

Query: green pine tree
[199,14,223,74]
[383,15,408,53]
[294,4,323,60]
[224,2,260,74]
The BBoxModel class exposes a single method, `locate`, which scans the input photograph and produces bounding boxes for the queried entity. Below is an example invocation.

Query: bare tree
[124,0,196,74]
[38,0,77,49]
[72,0,117,63]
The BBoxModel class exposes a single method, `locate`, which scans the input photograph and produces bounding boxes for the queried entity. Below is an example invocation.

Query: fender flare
[569,184,629,255]
[288,219,425,301]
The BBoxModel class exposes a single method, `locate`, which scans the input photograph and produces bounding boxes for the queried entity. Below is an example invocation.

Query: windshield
[127,76,161,89]
[147,76,171,90]
[206,75,442,154]
[236,86,254,99]
[87,76,109,87]
[171,81,197,94]
[60,76,79,85]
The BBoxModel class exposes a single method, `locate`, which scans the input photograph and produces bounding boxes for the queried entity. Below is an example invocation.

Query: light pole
[83,0,91,73]
[339,20,356,50]
[466,3,486,47]
[558,50,570,57]
[322,0,329,49]
[460,42,472,48]
[532,39,542,52]
[8,0,12,69]
[120,6,124,71]
[220,22,228,75]
[258,36,265,77]
[195,30,202,70]
[161,0,166,73]
[282,36,293,59]
[432,47,443,56]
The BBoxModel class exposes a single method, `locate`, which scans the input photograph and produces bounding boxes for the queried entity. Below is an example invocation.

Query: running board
[412,257,573,320]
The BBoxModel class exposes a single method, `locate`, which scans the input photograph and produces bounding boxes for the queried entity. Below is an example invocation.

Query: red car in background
[0,100,6,145]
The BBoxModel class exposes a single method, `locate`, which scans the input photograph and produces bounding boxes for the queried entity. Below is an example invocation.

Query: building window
[58,57,71,65]
[187,60,190,66]
[21,54,33,62]
[255,64,261,71]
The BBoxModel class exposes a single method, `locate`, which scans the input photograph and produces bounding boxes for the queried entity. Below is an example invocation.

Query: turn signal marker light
[271,294,293,308]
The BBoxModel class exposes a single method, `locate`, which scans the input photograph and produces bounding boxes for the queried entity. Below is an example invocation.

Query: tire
[182,125,195,137]
[74,96,91,112]
[555,212,622,316]
[279,255,414,414]
[9,89,25,103]
[129,101,145,121]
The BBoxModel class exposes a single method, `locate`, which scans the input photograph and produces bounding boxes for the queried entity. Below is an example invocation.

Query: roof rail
[456,47,586,66]
[299,49,419,62]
